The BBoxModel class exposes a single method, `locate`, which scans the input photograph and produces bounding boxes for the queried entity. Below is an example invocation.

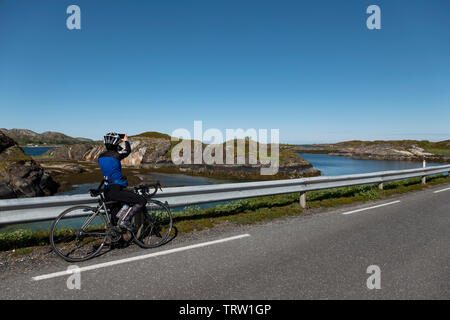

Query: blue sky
[0,0,449,143]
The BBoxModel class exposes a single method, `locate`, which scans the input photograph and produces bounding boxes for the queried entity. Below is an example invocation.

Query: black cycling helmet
[104,132,122,148]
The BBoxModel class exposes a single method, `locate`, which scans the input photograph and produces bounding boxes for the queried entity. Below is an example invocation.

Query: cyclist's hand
[123,133,128,142]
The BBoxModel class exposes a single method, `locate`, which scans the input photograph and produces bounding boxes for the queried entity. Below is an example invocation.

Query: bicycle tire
[132,200,173,248]
[50,205,108,262]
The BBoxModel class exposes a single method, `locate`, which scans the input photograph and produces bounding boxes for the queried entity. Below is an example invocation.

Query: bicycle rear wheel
[50,206,108,262]
[132,200,173,248]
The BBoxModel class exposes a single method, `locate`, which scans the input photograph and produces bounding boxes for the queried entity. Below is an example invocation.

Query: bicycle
[49,180,173,262]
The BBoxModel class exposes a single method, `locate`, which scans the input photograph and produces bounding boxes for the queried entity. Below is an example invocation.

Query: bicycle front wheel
[50,206,108,262]
[132,200,173,248]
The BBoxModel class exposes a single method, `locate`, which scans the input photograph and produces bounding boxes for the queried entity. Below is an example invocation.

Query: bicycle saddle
[89,189,102,197]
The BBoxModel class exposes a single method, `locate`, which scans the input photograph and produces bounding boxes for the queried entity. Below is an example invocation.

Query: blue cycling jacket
[98,141,131,187]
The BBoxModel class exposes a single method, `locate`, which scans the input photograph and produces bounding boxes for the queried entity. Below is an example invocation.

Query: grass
[171,174,449,233]
[0,229,49,251]
[10,247,35,258]
[1,174,449,253]
[417,140,450,156]
[0,225,106,251]
[422,148,450,156]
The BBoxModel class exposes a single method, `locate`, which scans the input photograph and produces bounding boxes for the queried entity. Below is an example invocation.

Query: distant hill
[131,131,173,140]
[0,128,93,146]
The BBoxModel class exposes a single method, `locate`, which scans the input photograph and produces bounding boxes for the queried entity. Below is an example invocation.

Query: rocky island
[285,140,450,163]
[39,132,321,191]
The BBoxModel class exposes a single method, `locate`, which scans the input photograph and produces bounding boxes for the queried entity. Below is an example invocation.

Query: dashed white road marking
[433,187,450,194]
[341,201,401,215]
[33,234,251,281]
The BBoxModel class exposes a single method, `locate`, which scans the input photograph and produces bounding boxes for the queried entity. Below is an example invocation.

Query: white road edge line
[341,200,401,215]
[434,187,450,194]
[33,234,251,281]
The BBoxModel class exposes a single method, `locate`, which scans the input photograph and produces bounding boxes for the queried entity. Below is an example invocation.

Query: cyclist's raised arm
[118,134,131,160]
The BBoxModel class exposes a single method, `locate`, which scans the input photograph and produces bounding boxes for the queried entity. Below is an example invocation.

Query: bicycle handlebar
[133,180,162,197]
[89,180,162,198]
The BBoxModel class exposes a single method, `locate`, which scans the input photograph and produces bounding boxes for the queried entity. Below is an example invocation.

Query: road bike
[49,181,173,262]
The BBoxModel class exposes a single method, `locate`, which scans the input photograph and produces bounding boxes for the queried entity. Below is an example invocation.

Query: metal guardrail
[0,165,449,226]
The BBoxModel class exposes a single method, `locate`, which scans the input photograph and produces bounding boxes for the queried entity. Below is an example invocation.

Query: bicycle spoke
[50,206,108,262]
[132,202,172,248]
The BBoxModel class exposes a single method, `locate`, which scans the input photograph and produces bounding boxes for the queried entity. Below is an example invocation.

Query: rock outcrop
[0,132,58,199]
[43,137,173,167]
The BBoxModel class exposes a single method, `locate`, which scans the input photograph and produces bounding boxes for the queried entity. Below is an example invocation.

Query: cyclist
[98,132,147,231]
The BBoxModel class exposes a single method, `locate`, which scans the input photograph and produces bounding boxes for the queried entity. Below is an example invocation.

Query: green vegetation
[0,159,33,173]
[6,148,33,162]
[0,229,48,251]
[172,174,449,233]
[10,247,34,258]
[279,149,306,163]
[1,174,449,253]
[417,140,450,155]
[131,131,173,140]
[0,147,34,175]
[130,131,183,158]
[0,226,104,251]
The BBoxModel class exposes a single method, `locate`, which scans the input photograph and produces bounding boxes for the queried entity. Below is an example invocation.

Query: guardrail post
[300,192,306,209]
[422,157,427,184]
[378,182,384,190]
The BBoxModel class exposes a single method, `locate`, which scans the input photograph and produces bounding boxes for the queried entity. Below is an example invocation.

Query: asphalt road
[1,183,450,300]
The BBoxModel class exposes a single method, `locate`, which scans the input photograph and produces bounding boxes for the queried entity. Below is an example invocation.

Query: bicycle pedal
[122,233,132,242]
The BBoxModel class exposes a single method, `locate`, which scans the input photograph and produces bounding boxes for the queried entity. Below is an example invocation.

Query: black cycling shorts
[104,184,147,208]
